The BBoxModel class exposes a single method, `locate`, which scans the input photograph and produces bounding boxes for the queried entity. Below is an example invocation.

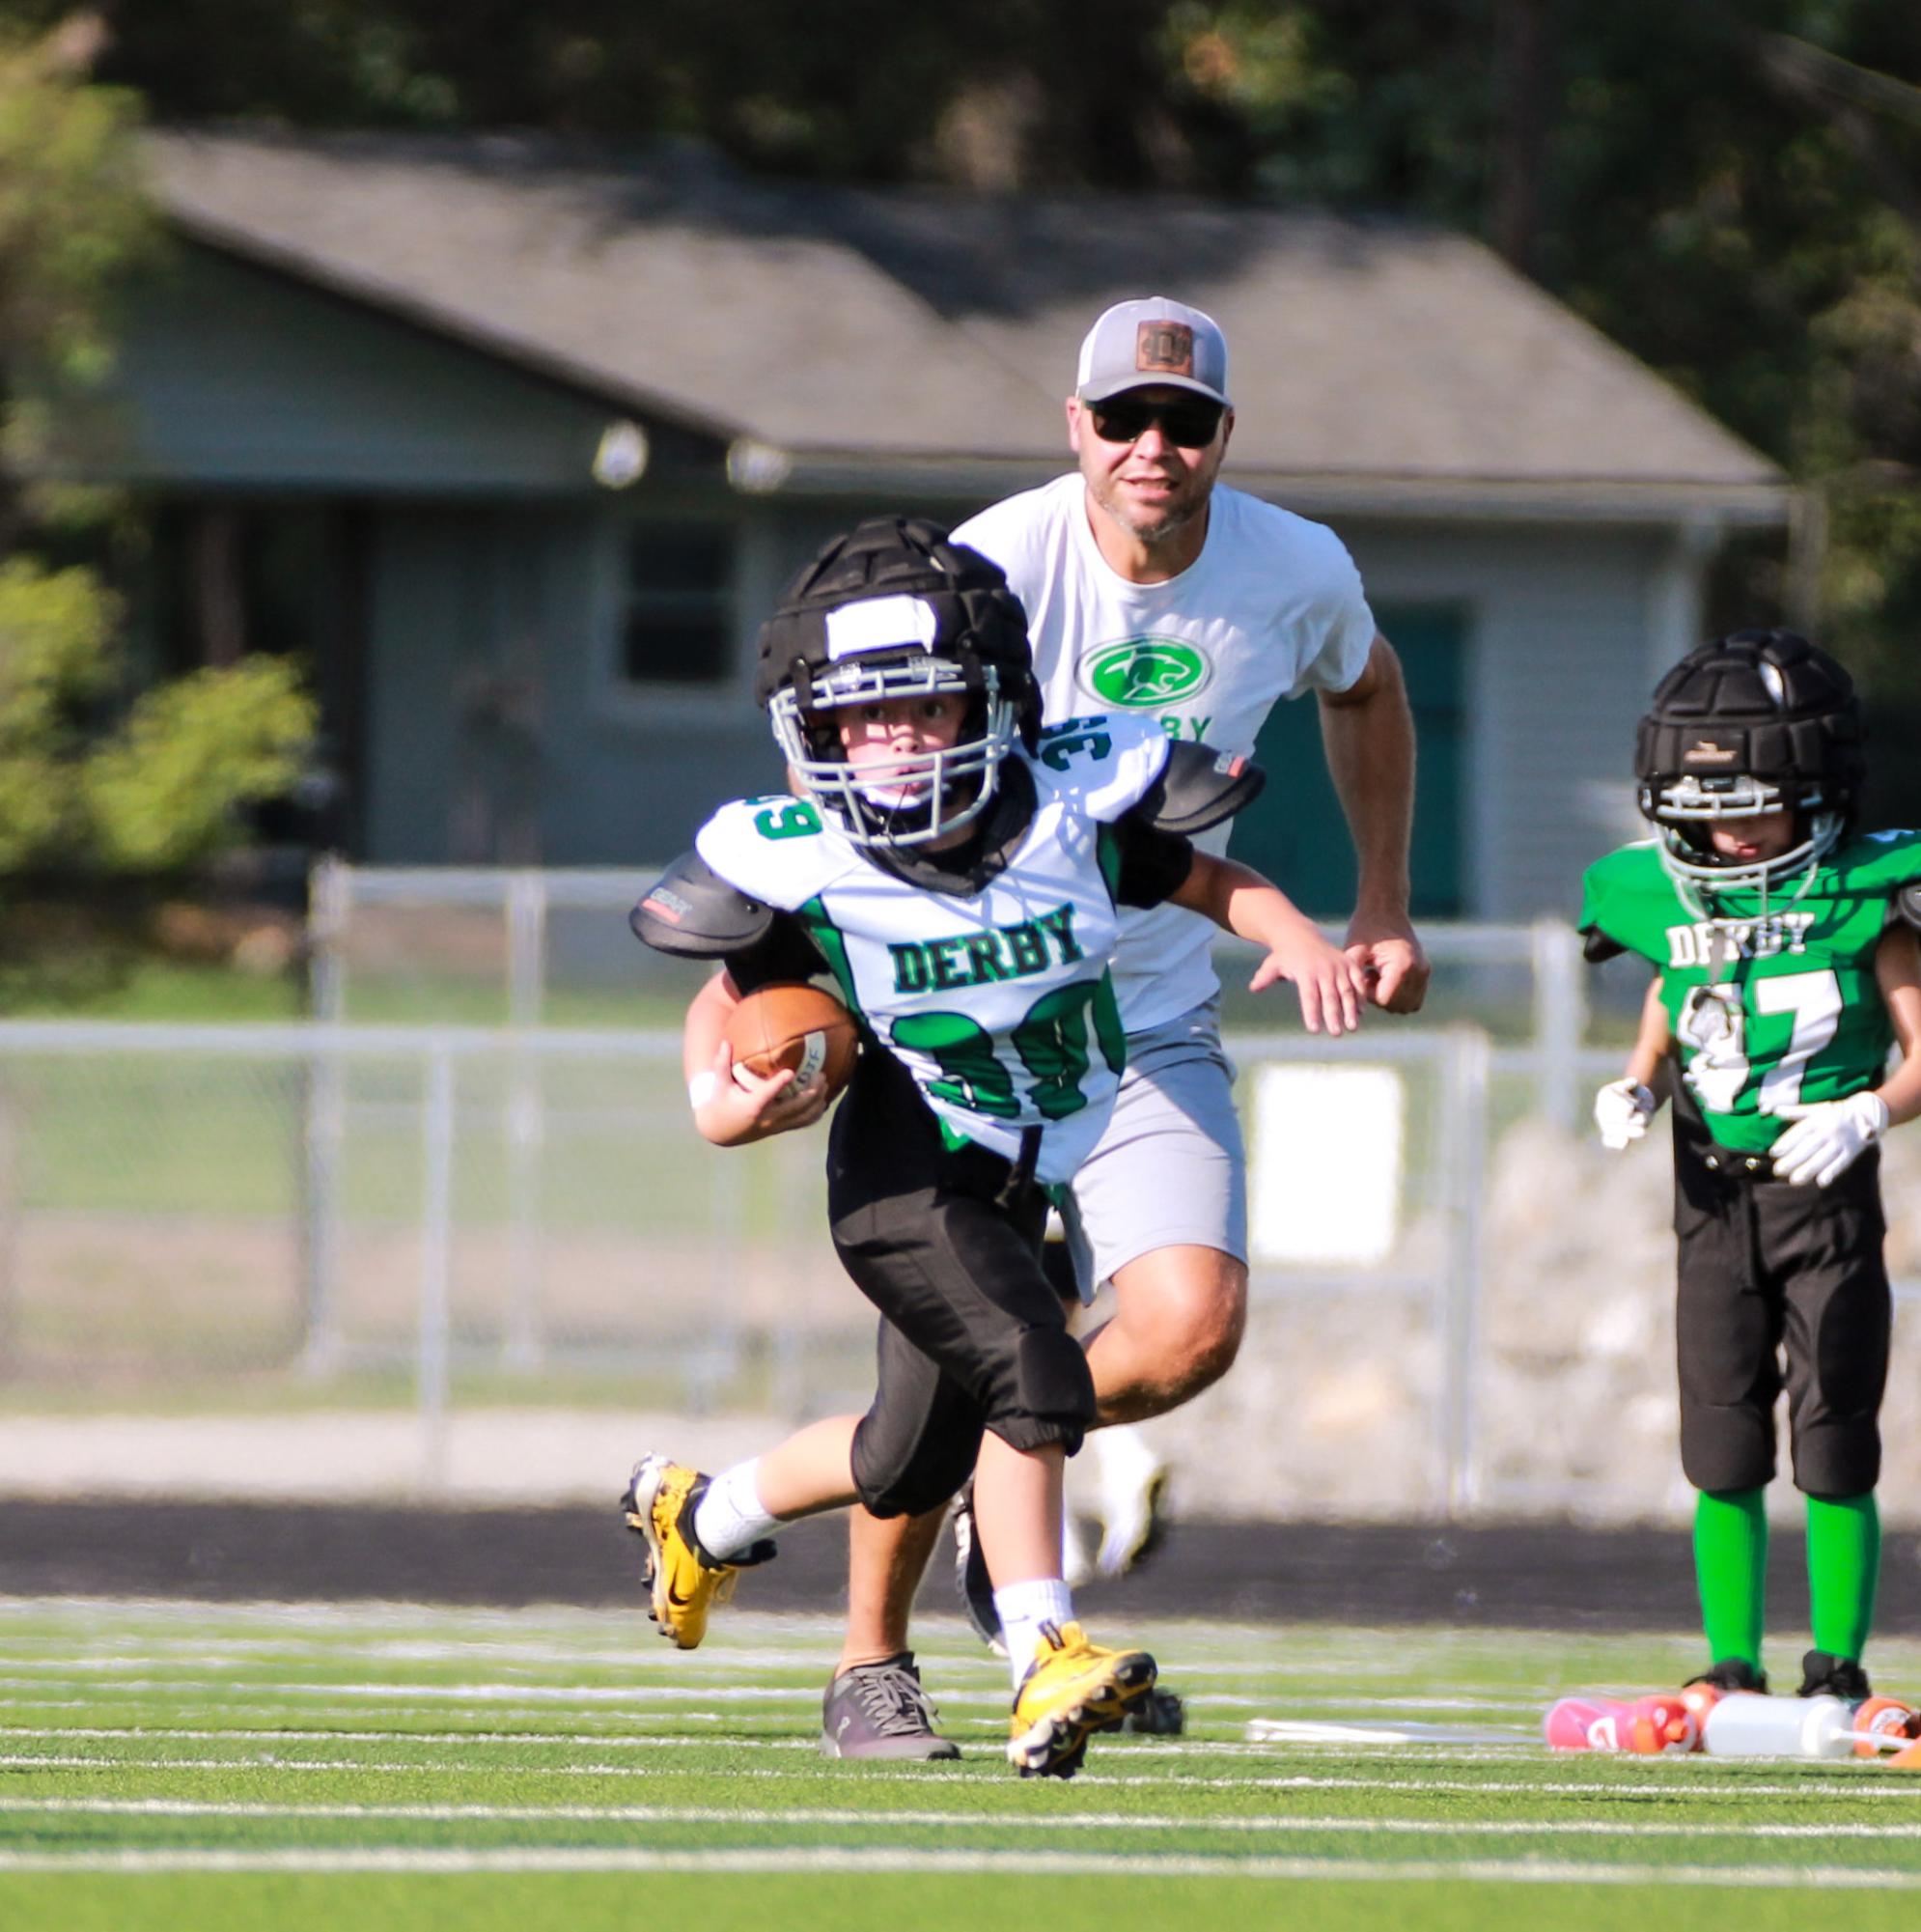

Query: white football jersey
[696,714,1171,1186]
[955,474,1375,1032]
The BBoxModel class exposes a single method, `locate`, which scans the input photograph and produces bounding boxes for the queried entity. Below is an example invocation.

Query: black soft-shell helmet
[1635,629,1865,894]
[754,517,1041,848]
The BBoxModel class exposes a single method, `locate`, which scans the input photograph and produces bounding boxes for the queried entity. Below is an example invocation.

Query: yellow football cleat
[622,1454,772,1650]
[1006,1621,1156,1778]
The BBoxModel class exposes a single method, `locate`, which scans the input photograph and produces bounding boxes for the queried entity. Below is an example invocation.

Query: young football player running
[1580,630,1921,1702]
[627,517,1367,1778]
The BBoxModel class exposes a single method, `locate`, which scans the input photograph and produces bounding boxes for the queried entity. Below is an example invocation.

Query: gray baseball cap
[1074,297,1231,407]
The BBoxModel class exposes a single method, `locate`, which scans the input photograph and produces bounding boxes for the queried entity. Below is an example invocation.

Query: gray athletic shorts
[1057,999,1248,1299]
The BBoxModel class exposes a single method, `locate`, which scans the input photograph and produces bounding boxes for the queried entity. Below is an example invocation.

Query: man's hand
[690,1039,830,1147]
[1344,912,1430,1014]
[1594,1078,1657,1152]
[1770,1091,1889,1188]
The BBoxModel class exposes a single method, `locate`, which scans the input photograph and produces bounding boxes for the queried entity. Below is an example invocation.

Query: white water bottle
[1702,1693,1854,1760]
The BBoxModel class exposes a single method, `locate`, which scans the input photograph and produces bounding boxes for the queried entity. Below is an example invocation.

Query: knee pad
[1011,1325,1097,1435]
[850,1415,980,1521]
[1681,1405,1776,1495]
[1795,1418,1882,1501]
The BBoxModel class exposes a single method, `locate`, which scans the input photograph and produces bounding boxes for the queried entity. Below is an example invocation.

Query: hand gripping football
[724,982,859,1102]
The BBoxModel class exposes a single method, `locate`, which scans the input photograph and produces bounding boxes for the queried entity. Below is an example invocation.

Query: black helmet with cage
[753,517,1041,849]
[1634,629,1866,895]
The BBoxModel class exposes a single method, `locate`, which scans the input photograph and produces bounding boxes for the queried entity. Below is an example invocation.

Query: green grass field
[3,1601,1920,1929]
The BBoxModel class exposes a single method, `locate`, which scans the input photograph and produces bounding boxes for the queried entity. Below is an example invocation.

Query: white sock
[1094,1423,1163,1490]
[995,1578,1075,1692]
[691,1459,779,1560]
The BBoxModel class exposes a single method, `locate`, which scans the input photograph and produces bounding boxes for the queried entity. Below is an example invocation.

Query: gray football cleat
[821,1653,960,1760]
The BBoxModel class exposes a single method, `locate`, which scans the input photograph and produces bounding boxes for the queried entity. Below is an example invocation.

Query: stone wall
[1124,1121,1921,1526]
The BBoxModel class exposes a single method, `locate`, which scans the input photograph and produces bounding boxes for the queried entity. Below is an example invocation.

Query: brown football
[724,981,859,1102]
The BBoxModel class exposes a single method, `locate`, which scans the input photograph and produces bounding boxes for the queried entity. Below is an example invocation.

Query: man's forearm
[1319,634,1416,919]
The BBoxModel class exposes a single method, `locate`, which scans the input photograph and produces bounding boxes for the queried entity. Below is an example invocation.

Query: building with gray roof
[81,127,1791,917]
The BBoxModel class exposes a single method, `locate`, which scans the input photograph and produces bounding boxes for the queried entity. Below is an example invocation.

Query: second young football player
[627,517,1367,1776]
[1580,630,1921,1701]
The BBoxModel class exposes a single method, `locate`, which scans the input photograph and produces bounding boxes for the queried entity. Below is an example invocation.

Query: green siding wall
[102,246,662,492]
[1228,605,1465,920]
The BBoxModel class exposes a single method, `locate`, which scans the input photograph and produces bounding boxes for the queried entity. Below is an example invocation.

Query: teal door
[1228,604,1465,919]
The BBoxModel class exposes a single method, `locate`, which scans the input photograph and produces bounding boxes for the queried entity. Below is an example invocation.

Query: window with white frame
[619,524,735,686]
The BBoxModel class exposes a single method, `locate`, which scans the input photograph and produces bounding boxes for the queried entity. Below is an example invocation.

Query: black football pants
[824,1049,1096,1520]
[1673,1133,1889,1499]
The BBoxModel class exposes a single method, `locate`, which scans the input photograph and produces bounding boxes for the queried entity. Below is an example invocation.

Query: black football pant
[1673,1132,1889,1499]
[824,1050,1096,1519]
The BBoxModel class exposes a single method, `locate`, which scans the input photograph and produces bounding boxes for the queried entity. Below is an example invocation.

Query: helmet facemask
[768,648,1019,849]
[1641,771,1846,901]
[754,518,1041,849]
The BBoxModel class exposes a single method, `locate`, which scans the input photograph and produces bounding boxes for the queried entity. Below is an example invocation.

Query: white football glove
[1769,1091,1890,1188]
[1594,1078,1657,1151]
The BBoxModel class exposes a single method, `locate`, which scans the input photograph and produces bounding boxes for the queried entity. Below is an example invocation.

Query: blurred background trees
[0,17,315,911]
[1,1,1914,802]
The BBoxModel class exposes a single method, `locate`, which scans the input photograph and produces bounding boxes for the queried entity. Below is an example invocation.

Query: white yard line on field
[1,1752,1910,1801]
[0,1723,821,1751]
[0,1673,1536,1720]
[0,1721,1890,1777]
[0,1722,1545,1769]
[0,1846,1916,1886]
[0,1655,1540,1706]
[8,1796,1921,1842]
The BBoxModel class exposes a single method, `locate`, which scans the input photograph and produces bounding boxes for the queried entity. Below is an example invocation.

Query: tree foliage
[0,556,315,876]
[0,15,318,881]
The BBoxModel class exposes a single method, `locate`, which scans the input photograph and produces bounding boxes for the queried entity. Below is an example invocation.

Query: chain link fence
[3,866,1915,1520]
[0,1018,1503,1513]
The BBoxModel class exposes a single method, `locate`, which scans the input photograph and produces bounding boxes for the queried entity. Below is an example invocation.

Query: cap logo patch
[1136,322,1195,376]
[824,594,939,661]
[1684,739,1741,767]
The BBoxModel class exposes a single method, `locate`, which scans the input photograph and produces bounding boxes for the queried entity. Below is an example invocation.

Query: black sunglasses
[1087,395,1225,448]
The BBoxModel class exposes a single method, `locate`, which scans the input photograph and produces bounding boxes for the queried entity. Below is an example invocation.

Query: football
[724,981,859,1102]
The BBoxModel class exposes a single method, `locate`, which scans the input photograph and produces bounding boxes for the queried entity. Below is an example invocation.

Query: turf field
[3,1599,1920,1929]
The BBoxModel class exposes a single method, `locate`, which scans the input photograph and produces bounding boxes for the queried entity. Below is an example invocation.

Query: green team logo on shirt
[1078,637,1212,709]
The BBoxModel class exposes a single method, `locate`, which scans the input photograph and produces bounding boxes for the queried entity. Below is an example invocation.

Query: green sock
[1806,1492,1879,1662]
[1694,1487,1768,1668]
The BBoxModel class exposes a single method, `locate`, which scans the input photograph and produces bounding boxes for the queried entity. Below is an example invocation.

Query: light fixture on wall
[593,420,650,489]
[726,438,792,493]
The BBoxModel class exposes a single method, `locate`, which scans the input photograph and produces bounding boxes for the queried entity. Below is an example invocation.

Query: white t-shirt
[954,474,1376,1031]
[696,714,1170,1186]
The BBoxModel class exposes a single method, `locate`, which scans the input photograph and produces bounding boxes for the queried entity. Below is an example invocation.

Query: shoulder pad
[1137,741,1267,836]
[1581,927,1628,964]
[1900,882,1921,932]
[630,852,774,958]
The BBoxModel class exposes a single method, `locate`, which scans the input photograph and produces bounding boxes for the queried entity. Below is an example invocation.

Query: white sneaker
[1093,1426,1169,1579]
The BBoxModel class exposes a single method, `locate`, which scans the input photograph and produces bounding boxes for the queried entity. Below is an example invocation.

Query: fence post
[1439,1025,1490,1518]
[503,873,547,1369]
[1531,918,1586,1132]
[299,859,351,1377]
[418,1043,457,1492]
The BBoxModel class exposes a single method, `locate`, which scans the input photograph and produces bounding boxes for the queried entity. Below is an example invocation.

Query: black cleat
[1687,1658,1769,1695]
[1797,1649,1871,1701]
[1118,1686,1186,1736]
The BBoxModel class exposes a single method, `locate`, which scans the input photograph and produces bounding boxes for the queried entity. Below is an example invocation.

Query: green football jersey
[1579,831,1921,1153]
